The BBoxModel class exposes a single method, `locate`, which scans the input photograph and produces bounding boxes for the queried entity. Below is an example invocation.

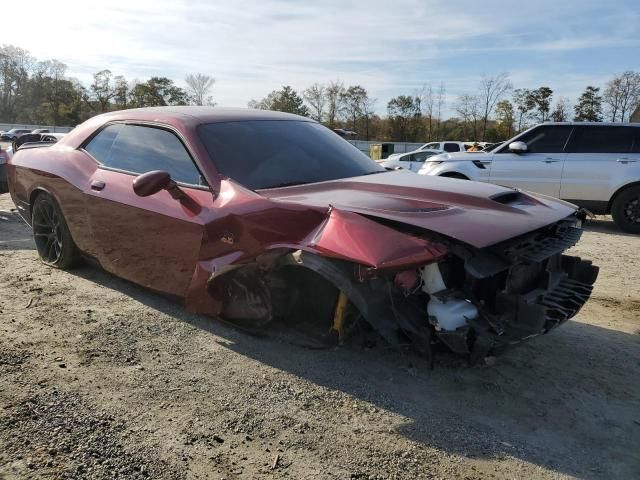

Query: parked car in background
[40,133,67,142]
[1,129,32,141]
[332,128,357,138]
[380,149,442,172]
[418,141,468,153]
[0,146,8,193]
[418,122,640,233]
[6,107,598,364]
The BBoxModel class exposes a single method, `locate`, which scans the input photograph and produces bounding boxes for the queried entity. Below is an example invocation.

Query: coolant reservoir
[421,263,478,331]
[427,298,478,331]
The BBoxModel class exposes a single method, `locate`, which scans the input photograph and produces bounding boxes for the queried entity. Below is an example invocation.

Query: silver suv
[418,122,640,233]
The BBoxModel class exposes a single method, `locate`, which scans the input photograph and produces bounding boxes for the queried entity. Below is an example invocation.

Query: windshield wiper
[261,181,313,189]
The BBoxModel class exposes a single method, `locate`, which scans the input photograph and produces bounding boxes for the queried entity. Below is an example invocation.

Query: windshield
[197,120,384,190]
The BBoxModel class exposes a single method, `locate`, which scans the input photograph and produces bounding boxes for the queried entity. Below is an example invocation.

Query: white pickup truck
[418,122,640,233]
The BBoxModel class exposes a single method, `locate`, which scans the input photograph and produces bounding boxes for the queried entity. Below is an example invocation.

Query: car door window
[399,154,412,162]
[565,126,634,153]
[86,124,202,186]
[424,143,439,150]
[443,143,460,152]
[498,126,572,154]
[412,152,433,163]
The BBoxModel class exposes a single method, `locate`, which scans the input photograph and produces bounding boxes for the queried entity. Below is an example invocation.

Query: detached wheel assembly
[611,186,640,234]
[32,193,79,269]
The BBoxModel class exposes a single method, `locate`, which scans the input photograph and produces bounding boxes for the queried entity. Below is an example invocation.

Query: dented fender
[184,201,449,316]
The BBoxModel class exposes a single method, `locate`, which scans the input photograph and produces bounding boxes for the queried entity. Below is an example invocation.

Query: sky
[2,0,639,116]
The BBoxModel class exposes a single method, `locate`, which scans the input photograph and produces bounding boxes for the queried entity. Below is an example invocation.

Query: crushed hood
[259,171,577,248]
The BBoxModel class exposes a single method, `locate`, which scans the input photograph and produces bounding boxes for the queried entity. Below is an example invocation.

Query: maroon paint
[7,107,579,313]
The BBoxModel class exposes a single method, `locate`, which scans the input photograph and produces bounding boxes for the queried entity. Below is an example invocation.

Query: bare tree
[302,83,326,122]
[91,69,115,112]
[478,73,512,140]
[416,84,434,140]
[0,45,34,121]
[113,75,129,109]
[551,97,572,122]
[435,82,446,138]
[361,95,376,140]
[325,80,344,128]
[185,73,215,106]
[603,71,640,122]
[455,94,481,139]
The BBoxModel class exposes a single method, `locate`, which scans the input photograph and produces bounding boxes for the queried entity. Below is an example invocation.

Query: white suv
[419,141,469,153]
[418,122,640,233]
[380,149,442,172]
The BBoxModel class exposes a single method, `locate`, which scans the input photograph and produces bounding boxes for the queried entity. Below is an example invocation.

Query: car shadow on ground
[2,212,639,479]
[67,262,640,480]
[585,216,637,238]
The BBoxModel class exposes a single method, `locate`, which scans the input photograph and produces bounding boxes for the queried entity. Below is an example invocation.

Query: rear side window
[412,152,435,162]
[84,124,122,163]
[633,128,640,153]
[85,124,202,186]
[566,126,634,154]
[509,125,572,153]
[443,143,460,152]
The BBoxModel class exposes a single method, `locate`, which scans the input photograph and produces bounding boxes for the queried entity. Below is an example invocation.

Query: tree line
[0,45,214,127]
[249,72,639,143]
[2,44,639,142]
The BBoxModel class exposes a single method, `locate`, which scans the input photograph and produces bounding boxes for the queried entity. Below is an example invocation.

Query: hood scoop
[490,190,535,206]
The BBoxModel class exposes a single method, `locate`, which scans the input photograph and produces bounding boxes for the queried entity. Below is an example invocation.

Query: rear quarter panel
[8,145,99,256]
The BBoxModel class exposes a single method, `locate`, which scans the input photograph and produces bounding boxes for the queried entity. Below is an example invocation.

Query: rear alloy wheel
[611,186,640,234]
[31,193,79,268]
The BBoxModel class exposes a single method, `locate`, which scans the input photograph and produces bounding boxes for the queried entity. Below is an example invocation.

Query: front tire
[31,193,79,268]
[611,186,640,234]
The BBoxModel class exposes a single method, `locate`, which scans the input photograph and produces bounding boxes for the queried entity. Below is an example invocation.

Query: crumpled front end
[418,215,598,362]
[185,186,598,364]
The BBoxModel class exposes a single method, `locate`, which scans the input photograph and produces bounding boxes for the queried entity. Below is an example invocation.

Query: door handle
[616,158,637,163]
[90,180,106,191]
[543,159,560,163]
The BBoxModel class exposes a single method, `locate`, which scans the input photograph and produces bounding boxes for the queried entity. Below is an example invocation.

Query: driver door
[81,123,213,297]
[489,125,572,197]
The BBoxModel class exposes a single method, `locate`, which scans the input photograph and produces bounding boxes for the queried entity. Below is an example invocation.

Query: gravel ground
[1,191,639,480]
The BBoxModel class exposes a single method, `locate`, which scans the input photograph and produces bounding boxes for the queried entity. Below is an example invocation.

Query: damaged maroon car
[7,107,599,364]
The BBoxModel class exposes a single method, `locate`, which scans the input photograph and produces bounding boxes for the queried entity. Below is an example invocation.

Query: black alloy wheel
[611,186,640,234]
[31,193,79,268]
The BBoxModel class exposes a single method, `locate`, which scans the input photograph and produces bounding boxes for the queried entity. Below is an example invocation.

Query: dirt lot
[1,190,639,480]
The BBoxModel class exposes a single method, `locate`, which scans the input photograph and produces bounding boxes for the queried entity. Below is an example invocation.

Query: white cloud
[2,0,638,115]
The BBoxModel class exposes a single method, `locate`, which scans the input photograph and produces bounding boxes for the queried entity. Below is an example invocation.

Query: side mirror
[133,170,173,197]
[508,141,528,153]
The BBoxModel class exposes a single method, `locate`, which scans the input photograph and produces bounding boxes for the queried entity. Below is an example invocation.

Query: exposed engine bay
[203,212,598,366]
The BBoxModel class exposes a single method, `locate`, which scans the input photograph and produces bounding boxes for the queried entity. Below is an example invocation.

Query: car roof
[98,106,314,124]
[537,121,640,127]
[398,148,442,156]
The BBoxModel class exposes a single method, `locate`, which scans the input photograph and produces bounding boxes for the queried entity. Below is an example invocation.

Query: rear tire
[611,186,640,234]
[31,193,80,268]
